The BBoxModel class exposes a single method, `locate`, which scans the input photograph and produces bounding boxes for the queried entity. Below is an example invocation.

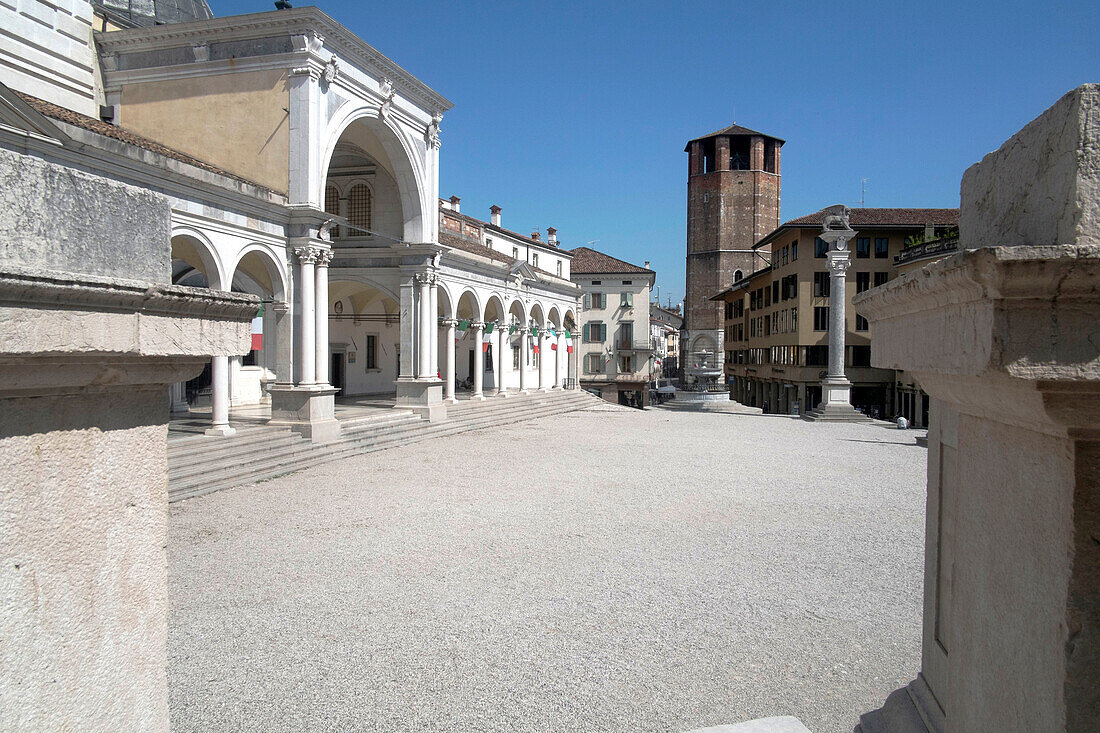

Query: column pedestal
[394,379,446,422]
[268,384,340,443]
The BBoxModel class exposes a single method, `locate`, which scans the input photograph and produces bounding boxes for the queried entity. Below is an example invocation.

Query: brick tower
[682,124,783,375]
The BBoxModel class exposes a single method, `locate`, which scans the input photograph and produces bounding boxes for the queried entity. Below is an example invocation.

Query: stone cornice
[0,267,259,320]
[94,7,453,116]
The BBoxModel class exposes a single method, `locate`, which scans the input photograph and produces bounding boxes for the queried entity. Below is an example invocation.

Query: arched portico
[327,279,401,397]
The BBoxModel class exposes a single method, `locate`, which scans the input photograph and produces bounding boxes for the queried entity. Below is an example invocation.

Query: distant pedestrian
[762,401,769,414]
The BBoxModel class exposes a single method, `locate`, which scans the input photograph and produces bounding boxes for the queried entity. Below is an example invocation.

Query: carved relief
[379,77,396,118]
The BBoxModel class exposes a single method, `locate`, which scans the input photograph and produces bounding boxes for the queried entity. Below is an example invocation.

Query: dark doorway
[467,350,474,382]
[331,352,345,396]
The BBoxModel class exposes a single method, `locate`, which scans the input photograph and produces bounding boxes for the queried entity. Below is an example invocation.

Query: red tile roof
[685,123,785,149]
[15,91,279,194]
[781,207,959,228]
[439,231,516,266]
[566,246,653,275]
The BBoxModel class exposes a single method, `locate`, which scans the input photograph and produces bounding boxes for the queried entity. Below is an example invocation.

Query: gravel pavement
[168,404,927,733]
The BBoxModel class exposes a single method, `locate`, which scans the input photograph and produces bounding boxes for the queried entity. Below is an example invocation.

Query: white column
[206,355,236,436]
[443,318,457,403]
[519,327,529,394]
[538,331,549,391]
[554,332,562,388]
[827,250,849,379]
[315,249,332,386]
[294,246,317,386]
[429,277,439,379]
[417,273,432,379]
[170,382,188,413]
[496,325,508,397]
[472,321,485,400]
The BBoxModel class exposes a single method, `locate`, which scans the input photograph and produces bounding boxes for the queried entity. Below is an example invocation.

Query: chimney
[644,261,650,269]
[531,231,540,241]
[449,195,460,213]
[490,205,501,227]
[547,227,557,245]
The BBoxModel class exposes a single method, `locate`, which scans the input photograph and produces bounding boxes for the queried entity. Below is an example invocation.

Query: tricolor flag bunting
[485,322,495,334]
[250,305,263,351]
[457,319,469,332]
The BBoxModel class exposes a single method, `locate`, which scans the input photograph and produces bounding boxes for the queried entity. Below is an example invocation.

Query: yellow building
[715,208,957,419]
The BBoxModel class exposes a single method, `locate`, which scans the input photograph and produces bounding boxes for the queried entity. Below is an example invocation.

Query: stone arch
[455,289,481,321]
[228,244,288,303]
[505,297,527,326]
[546,305,562,329]
[529,302,546,328]
[562,307,578,332]
[436,280,455,319]
[734,269,744,282]
[321,102,427,243]
[171,228,225,290]
[483,293,507,325]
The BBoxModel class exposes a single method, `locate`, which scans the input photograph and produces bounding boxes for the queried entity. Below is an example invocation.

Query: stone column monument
[854,84,1100,733]
[806,205,870,422]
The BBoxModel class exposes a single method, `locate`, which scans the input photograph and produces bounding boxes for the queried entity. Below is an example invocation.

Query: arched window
[348,184,372,234]
[734,269,743,282]
[324,185,340,238]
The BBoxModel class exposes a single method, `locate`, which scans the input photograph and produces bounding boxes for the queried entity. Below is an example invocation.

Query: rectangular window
[856,271,871,293]
[781,245,789,265]
[485,344,494,371]
[791,241,798,261]
[619,355,634,373]
[851,345,871,367]
[724,302,733,319]
[813,272,831,297]
[556,261,562,277]
[584,353,604,373]
[620,291,633,307]
[764,287,771,307]
[365,334,377,369]
[618,322,633,347]
[531,252,539,268]
[805,344,828,366]
[513,345,520,369]
[814,237,828,258]
[584,292,605,310]
[622,280,632,285]
[856,237,871,258]
[584,322,606,342]
[856,313,869,331]
[814,306,829,331]
[790,307,798,331]
[875,237,889,258]
[874,271,889,287]
[772,281,779,304]
[512,246,519,259]
[764,316,771,336]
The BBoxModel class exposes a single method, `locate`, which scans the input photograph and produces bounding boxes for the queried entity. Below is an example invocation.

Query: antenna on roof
[860,178,870,208]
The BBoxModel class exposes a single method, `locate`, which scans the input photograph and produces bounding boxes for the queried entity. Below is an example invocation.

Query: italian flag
[251,305,263,351]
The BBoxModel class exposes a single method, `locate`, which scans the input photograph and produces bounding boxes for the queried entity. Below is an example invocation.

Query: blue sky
[217,0,1097,306]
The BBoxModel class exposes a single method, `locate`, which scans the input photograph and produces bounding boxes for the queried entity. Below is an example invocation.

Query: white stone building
[1,0,585,440]
[568,247,656,406]
[649,304,683,378]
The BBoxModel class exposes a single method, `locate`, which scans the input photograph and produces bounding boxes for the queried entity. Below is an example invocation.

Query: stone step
[167,390,599,502]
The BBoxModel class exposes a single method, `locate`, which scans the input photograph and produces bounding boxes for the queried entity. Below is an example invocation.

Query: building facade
[0,2,590,439]
[682,124,783,375]
[716,208,958,419]
[569,247,656,406]
[649,304,682,377]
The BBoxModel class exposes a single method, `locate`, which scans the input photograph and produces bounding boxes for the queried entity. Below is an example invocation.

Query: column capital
[826,249,852,274]
[272,300,290,314]
[414,271,438,286]
[469,320,486,332]
[293,245,330,265]
[441,317,458,327]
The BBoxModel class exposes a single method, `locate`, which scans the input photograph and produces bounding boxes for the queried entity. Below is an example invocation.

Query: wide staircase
[168,389,602,502]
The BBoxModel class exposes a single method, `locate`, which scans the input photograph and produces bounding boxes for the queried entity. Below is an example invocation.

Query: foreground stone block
[855,84,1100,733]
[685,716,813,733]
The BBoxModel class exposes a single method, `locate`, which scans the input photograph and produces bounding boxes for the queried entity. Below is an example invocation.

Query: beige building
[569,247,656,406]
[715,208,958,419]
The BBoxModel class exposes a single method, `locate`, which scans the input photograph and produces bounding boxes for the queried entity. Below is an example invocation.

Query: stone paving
[168,403,927,733]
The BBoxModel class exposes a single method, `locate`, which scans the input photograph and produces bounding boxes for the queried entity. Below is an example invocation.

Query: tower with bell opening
[682,124,783,376]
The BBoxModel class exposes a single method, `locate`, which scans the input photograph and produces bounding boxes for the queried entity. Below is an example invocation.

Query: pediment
[0,84,69,145]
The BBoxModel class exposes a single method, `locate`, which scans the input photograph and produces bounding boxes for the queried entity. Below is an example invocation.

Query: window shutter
[583,293,590,309]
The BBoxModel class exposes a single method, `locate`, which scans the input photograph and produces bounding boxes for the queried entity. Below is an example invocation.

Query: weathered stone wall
[960,84,1098,248]
[0,149,170,283]
[0,390,170,732]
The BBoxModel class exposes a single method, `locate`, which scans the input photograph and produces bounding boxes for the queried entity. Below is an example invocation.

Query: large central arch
[320,102,428,244]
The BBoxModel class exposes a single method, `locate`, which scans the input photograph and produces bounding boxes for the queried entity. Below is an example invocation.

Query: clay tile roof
[781,207,959,228]
[685,123,785,150]
[566,246,653,275]
[438,231,516,266]
[15,91,278,193]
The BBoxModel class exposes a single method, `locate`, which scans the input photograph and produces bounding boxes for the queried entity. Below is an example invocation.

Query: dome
[94,0,215,28]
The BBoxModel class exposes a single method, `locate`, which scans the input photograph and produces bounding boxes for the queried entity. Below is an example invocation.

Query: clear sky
[215,0,1097,307]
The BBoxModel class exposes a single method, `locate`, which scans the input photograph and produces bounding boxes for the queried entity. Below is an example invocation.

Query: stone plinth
[853,84,1100,733]
[0,268,256,733]
[268,384,341,443]
[394,377,446,422]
